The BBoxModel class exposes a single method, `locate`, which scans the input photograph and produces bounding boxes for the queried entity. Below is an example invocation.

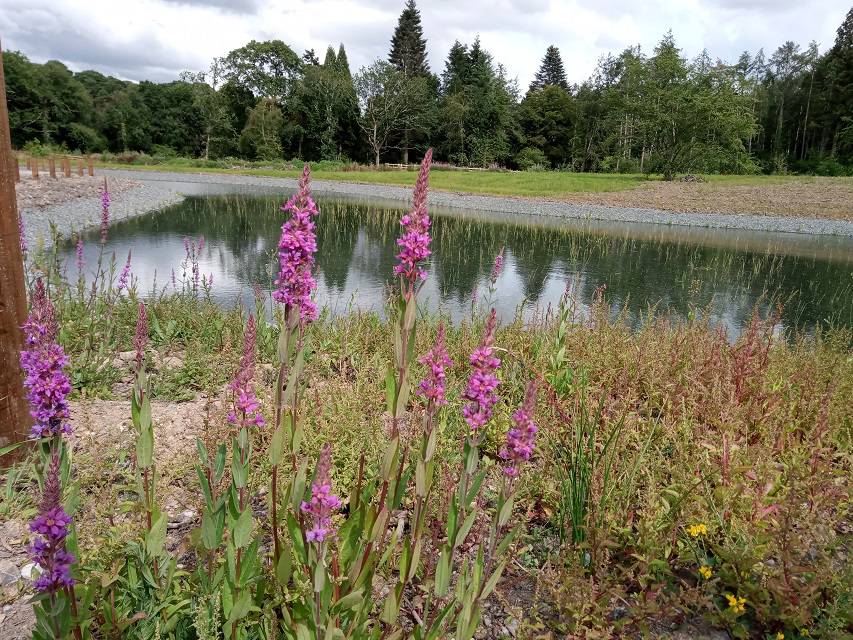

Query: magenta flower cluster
[499,382,538,477]
[394,149,433,286]
[117,251,132,293]
[417,323,452,407]
[301,444,341,543]
[273,165,319,322]
[21,280,72,439]
[228,315,264,428]
[491,247,505,284]
[100,179,110,244]
[29,453,75,593]
[462,309,501,432]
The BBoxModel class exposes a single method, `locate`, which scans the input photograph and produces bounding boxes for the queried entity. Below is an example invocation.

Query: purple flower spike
[273,165,319,322]
[462,309,501,432]
[117,251,132,293]
[394,149,433,286]
[491,247,505,284]
[499,381,538,477]
[228,315,264,428]
[29,452,75,593]
[75,238,84,272]
[417,323,452,407]
[21,280,72,439]
[301,443,341,543]
[100,178,110,244]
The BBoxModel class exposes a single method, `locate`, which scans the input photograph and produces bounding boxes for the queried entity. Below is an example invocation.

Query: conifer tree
[336,44,352,78]
[529,45,568,92]
[388,0,429,77]
[323,46,337,68]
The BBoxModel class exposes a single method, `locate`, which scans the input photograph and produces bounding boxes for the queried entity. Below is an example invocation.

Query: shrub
[515,146,549,171]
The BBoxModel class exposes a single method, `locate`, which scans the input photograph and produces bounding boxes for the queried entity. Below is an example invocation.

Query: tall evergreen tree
[388,0,429,77]
[323,46,337,68]
[336,44,352,78]
[529,45,569,92]
[441,41,469,95]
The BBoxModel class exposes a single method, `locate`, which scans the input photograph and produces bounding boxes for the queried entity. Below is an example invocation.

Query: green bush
[515,146,549,171]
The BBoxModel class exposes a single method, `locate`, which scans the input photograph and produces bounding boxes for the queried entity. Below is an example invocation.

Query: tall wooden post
[31,157,38,180]
[48,155,56,178]
[0,44,31,464]
[87,156,93,176]
[63,156,70,177]
[77,158,83,176]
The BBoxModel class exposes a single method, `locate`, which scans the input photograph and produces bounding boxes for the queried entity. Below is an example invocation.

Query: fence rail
[14,153,95,182]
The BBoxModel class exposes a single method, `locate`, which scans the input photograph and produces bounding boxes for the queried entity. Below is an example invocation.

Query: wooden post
[48,155,56,178]
[77,158,83,176]
[63,156,70,177]
[0,45,31,464]
[13,154,19,182]
[87,156,93,176]
[31,158,38,180]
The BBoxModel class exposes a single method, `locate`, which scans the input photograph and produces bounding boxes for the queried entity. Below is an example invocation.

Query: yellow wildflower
[725,593,746,614]
[699,565,713,579]
[800,630,810,638]
[687,523,708,538]
[776,633,784,640]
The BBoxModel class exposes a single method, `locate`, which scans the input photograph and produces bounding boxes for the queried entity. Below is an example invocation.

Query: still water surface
[63,186,853,338]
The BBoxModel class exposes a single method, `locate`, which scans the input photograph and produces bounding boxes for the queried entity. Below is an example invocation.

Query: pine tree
[529,45,568,92]
[336,44,352,78]
[388,0,429,77]
[441,41,469,94]
[323,46,337,68]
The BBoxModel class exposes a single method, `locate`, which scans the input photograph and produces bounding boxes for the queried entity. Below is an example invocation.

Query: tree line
[5,1,852,176]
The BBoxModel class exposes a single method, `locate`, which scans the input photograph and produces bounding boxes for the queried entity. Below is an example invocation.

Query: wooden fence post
[0,45,32,464]
[77,158,84,176]
[87,156,93,176]
[63,156,70,177]
[31,158,38,180]
[49,155,56,178]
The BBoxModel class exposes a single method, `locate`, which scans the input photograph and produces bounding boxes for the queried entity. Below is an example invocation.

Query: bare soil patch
[560,177,853,220]
[15,175,141,212]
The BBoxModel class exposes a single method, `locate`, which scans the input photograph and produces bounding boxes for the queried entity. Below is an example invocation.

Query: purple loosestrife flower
[228,315,264,428]
[301,443,341,543]
[491,247,505,285]
[273,165,319,322]
[29,453,75,593]
[134,303,148,373]
[100,178,110,244]
[462,309,501,432]
[499,382,538,478]
[117,251,132,293]
[417,323,452,407]
[21,280,72,439]
[75,238,84,272]
[394,149,433,287]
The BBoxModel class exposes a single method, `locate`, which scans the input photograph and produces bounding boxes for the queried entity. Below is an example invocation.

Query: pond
[64,187,853,339]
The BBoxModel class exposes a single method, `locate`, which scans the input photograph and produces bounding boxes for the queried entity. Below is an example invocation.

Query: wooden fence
[14,153,95,182]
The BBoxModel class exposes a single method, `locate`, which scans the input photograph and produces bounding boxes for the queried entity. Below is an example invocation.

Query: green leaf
[495,524,521,557]
[136,423,154,469]
[480,560,506,599]
[145,514,167,556]
[313,560,326,593]
[232,508,253,549]
[455,511,477,548]
[331,589,364,613]
[466,470,488,506]
[225,591,252,627]
[269,425,285,466]
[434,547,451,596]
[287,513,307,564]
[275,544,292,585]
[201,507,224,551]
[291,460,308,511]
[498,495,515,528]
[214,443,227,483]
[196,438,209,466]
[385,364,396,414]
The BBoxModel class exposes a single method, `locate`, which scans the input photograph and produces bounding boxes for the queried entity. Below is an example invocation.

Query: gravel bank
[20,179,183,248]
[24,168,853,240]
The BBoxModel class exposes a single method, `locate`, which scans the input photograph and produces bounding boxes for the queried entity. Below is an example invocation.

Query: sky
[0,0,849,87]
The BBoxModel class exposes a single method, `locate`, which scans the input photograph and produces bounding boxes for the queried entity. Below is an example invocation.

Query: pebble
[19,563,35,581]
[0,560,20,587]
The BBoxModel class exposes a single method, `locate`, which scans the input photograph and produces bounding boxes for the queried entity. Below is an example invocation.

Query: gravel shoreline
[23,168,853,243]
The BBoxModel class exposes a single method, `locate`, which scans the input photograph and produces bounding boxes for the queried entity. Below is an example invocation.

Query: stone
[19,563,36,581]
[0,560,20,587]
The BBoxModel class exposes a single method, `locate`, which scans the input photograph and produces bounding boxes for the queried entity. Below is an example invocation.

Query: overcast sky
[0,0,849,87]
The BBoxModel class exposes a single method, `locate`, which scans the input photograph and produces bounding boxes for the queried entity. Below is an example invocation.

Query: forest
[4,2,852,177]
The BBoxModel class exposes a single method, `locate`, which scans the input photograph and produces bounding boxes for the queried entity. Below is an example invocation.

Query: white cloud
[0,0,848,86]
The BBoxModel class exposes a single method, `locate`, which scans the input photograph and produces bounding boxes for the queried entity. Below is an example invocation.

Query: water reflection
[64,193,853,338]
